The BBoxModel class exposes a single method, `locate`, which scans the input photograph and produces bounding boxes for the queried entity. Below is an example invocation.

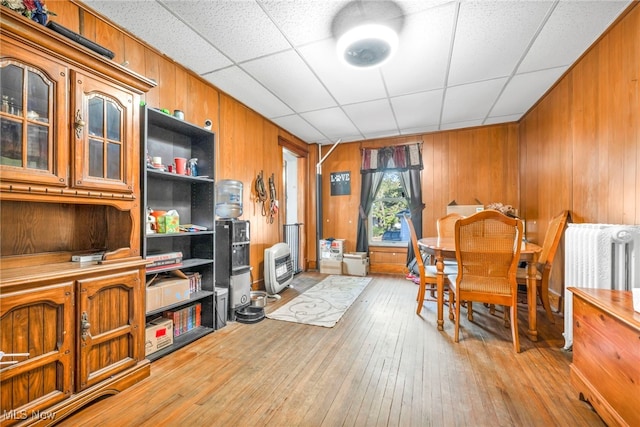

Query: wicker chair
[405,214,455,315]
[437,212,464,238]
[448,210,524,352]
[437,213,464,269]
[516,210,570,323]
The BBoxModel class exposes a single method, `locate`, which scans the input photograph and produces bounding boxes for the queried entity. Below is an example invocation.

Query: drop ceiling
[83,0,632,145]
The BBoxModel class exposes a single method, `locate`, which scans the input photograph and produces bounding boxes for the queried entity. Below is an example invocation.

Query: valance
[360,143,422,173]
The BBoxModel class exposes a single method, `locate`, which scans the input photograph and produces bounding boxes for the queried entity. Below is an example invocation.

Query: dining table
[417,237,543,341]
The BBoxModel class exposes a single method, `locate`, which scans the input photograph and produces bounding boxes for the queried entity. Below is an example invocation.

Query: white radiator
[563,223,640,349]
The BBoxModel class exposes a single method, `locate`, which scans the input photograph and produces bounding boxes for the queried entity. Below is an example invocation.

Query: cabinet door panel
[76,269,142,391]
[71,70,136,194]
[0,282,73,420]
[0,39,68,187]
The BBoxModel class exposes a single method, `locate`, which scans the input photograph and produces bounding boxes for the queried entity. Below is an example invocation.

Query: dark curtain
[399,169,424,265]
[356,172,383,252]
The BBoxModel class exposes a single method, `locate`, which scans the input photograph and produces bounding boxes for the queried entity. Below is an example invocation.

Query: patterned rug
[266,275,372,328]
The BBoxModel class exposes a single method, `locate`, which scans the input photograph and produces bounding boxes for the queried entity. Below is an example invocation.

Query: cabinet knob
[75,109,85,139]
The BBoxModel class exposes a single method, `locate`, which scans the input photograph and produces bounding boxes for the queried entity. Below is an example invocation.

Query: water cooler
[215,219,251,321]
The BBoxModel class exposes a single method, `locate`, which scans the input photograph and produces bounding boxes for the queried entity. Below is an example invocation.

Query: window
[369,171,409,246]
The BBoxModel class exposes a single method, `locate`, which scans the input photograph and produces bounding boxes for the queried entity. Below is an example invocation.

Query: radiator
[563,223,640,349]
[283,223,303,274]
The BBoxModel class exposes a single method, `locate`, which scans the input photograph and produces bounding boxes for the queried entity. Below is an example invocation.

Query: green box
[158,212,179,233]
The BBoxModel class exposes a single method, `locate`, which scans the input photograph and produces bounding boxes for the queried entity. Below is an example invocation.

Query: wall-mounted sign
[330,171,351,196]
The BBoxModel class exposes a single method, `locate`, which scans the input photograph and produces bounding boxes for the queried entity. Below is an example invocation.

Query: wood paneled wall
[520,1,639,232]
[318,125,520,254]
[519,2,639,303]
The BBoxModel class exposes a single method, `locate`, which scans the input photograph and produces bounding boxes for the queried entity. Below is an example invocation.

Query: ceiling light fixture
[337,23,398,68]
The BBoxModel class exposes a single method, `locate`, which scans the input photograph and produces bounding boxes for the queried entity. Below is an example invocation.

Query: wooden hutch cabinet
[0,9,155,426]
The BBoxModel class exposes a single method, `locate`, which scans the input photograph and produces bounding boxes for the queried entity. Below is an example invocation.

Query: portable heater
[264,243,294,295]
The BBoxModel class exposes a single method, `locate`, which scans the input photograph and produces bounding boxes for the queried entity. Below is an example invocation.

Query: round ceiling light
[336,23,398,68]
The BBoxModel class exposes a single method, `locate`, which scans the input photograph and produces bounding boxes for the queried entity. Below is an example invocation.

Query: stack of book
[147,251,183,272]
[162,303,201,337]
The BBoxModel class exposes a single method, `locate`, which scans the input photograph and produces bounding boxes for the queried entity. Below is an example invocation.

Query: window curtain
[357,143,424,255]
[399,169,424,264]
[355,172,384,253]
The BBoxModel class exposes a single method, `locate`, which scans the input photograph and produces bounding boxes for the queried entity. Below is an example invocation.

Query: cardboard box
[320,258,343,275]
[446,204,484,217]
[146,284,164,312]
[159,278,191,306]
[343,252,369,276]
[145,317,173,356]
[319,239,345,259]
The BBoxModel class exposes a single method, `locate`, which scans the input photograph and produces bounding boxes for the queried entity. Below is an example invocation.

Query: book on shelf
[186,272,202,293]
[145,252,183,266]
[147,257,183,267]
[146,262,183,272]
[147,251,183,263]
[162,303,202,337]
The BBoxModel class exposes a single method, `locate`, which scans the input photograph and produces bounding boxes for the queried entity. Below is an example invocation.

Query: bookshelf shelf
[141,106,216,360]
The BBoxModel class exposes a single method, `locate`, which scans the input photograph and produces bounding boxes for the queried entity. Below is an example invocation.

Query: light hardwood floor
[59,273,604,427]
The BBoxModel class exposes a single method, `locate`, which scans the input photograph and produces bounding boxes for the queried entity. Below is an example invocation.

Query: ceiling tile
[259,0,351,46]
[242,50,337,113]
[518,0,632,73]
[162,0,291,63]
[271,114,326,143]
[490,66,568,118]
[442,78,507,124]
[484,114,521,126]
[448,1,552,85]
[343,99,398,137]
[401,124,440,135]
[390,89,444,130]
[381,3,456,96]
[301,107,361,141]
[202,67,293,118]
[440,119,484,131]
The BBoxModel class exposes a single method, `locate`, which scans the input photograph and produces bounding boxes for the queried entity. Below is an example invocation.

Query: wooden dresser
[568,288,640,427]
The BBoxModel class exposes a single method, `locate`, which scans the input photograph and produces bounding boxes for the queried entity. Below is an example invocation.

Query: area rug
[266,275,372,328]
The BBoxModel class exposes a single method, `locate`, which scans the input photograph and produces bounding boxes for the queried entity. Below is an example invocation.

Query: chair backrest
[454,210,523,293]
[537,210,570,267]
[437,213,464,238]
[404,214,424,275]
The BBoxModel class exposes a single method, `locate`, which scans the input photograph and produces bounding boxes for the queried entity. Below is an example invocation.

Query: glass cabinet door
[0,50,68,186]
[71,70,136,194]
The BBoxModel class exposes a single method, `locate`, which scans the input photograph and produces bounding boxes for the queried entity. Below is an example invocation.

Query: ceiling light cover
[337,24,398,68]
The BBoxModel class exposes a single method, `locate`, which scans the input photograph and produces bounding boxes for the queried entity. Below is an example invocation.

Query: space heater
[264,243,294,295]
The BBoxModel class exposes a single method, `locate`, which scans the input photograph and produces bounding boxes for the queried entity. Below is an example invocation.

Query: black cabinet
[141,106,216,361]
